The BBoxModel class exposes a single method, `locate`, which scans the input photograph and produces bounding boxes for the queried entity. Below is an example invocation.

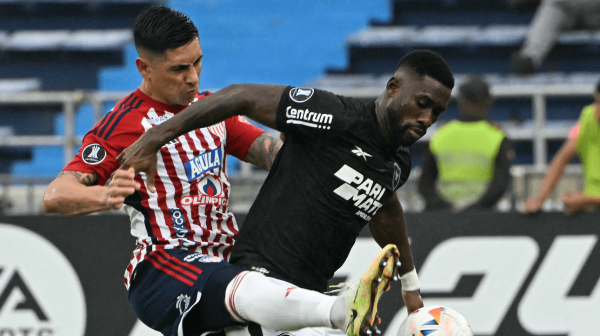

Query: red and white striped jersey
[64,89,264,289]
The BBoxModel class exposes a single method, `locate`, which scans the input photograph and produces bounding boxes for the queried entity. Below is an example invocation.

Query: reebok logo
[352,146,372,160]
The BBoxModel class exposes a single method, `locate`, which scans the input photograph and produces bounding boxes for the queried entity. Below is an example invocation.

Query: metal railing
[0,90,130,165]
[0,84,593,214]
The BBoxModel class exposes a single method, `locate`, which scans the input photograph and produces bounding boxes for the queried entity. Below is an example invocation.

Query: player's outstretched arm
[43,168,140,216]
[118,84,286,192]
[522,137,577,214]
[368,192,423,313]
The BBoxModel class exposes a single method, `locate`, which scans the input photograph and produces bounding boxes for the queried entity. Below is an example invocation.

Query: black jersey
[230,87,411,291]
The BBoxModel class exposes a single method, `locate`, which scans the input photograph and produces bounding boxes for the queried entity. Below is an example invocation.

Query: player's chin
[399,133,420,147]
[180,92,197,104]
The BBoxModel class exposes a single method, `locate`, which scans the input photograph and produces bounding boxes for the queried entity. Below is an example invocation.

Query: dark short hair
[134,6,199,55]
[458,75,490,102]
[595,79,600,94]
[396,50,455,89]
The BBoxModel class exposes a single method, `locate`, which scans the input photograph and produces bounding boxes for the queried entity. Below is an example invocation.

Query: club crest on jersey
[176,294,190,314]
[208,123,224,138]
[393,163,402,190]
[82,144,107,164]
[332,165,387,221]
[184,148,222,182]
[289,87,314,103]
[181,175,228,206]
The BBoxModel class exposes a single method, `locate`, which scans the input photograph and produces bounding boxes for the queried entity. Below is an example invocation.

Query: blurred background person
[510,0,600,75]
[522,80,600,215]
[418,75,515,212]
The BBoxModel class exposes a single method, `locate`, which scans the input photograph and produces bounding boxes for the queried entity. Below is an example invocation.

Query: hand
[401,290,424,314]
[521,197,544,214]
[104,167,140,210]
[562,191,588,215]
[117,134,159,193]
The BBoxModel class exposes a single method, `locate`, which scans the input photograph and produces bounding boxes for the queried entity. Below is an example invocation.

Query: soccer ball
[397,305,473,336]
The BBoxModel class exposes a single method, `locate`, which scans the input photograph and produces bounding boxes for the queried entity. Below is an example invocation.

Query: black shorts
[129,249,243,336]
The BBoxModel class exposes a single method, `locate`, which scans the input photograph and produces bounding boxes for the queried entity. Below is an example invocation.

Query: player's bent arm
[368,192,416,279]
[118,84,286,182]
[43,171,107,215]
[43,168,139,216]
[133,84,285,153]
[522,137,577,213]
[244,133,283,171]
[368,192,424,313]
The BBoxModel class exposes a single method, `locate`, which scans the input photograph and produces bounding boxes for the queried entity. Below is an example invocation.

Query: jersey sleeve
[569,122,581,140]
[224,115,266,160]
[63,120,142,186]
[275,86,357,140]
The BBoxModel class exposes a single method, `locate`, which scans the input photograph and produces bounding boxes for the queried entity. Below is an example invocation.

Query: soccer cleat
[345,244,401,336]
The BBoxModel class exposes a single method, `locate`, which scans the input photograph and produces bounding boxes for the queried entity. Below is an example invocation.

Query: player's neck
[374,98,400,155]
[139,81,171,106]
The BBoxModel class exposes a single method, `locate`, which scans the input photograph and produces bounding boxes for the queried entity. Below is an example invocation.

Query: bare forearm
[535,154,569,202]
[144,84,286,151]
[43,173,109,216]
[369,194,415,275]
[534,138,577,202]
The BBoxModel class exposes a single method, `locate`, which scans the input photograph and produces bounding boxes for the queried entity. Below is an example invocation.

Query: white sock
[224,271,340,331]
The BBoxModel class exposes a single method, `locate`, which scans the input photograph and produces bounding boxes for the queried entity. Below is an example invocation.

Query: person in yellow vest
[418,75,514,211]
[522,81,600,215]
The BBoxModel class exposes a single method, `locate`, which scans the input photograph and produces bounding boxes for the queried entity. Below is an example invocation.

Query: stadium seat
[63,29,132,50]
[0,78,42,92]
[472,25,528,46]
[4,30,71,51]
[410,26,481,46]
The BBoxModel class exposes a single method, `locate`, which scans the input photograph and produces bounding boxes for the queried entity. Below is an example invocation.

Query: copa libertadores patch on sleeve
[289,87,314,103]
[82,143,107,164]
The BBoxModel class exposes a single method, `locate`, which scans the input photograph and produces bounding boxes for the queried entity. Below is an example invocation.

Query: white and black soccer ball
[397,305,473,336]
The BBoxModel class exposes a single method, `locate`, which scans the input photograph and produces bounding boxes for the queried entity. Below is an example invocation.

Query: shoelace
[324,282,352,294]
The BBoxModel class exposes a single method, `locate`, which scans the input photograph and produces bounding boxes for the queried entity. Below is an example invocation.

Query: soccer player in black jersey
[119,50,454,316]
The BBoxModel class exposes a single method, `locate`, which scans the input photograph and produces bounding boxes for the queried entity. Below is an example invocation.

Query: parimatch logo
[0,224,86,335]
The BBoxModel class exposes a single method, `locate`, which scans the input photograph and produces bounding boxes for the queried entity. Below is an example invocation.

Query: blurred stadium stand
[0,0,596,214]
[0,0,162,214]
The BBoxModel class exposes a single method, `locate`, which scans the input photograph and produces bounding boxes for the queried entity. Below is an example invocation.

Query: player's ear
[136,57,151,79]
[386,75,402,97]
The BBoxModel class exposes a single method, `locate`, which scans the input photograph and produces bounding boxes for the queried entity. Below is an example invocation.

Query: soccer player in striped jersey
[43,6,399,336]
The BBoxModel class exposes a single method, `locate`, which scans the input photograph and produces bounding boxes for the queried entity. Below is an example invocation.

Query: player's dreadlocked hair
[397,50,455,90]
[134,6,199,55]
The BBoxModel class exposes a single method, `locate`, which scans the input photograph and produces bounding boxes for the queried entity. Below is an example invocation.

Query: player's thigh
[129,249,242,336]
